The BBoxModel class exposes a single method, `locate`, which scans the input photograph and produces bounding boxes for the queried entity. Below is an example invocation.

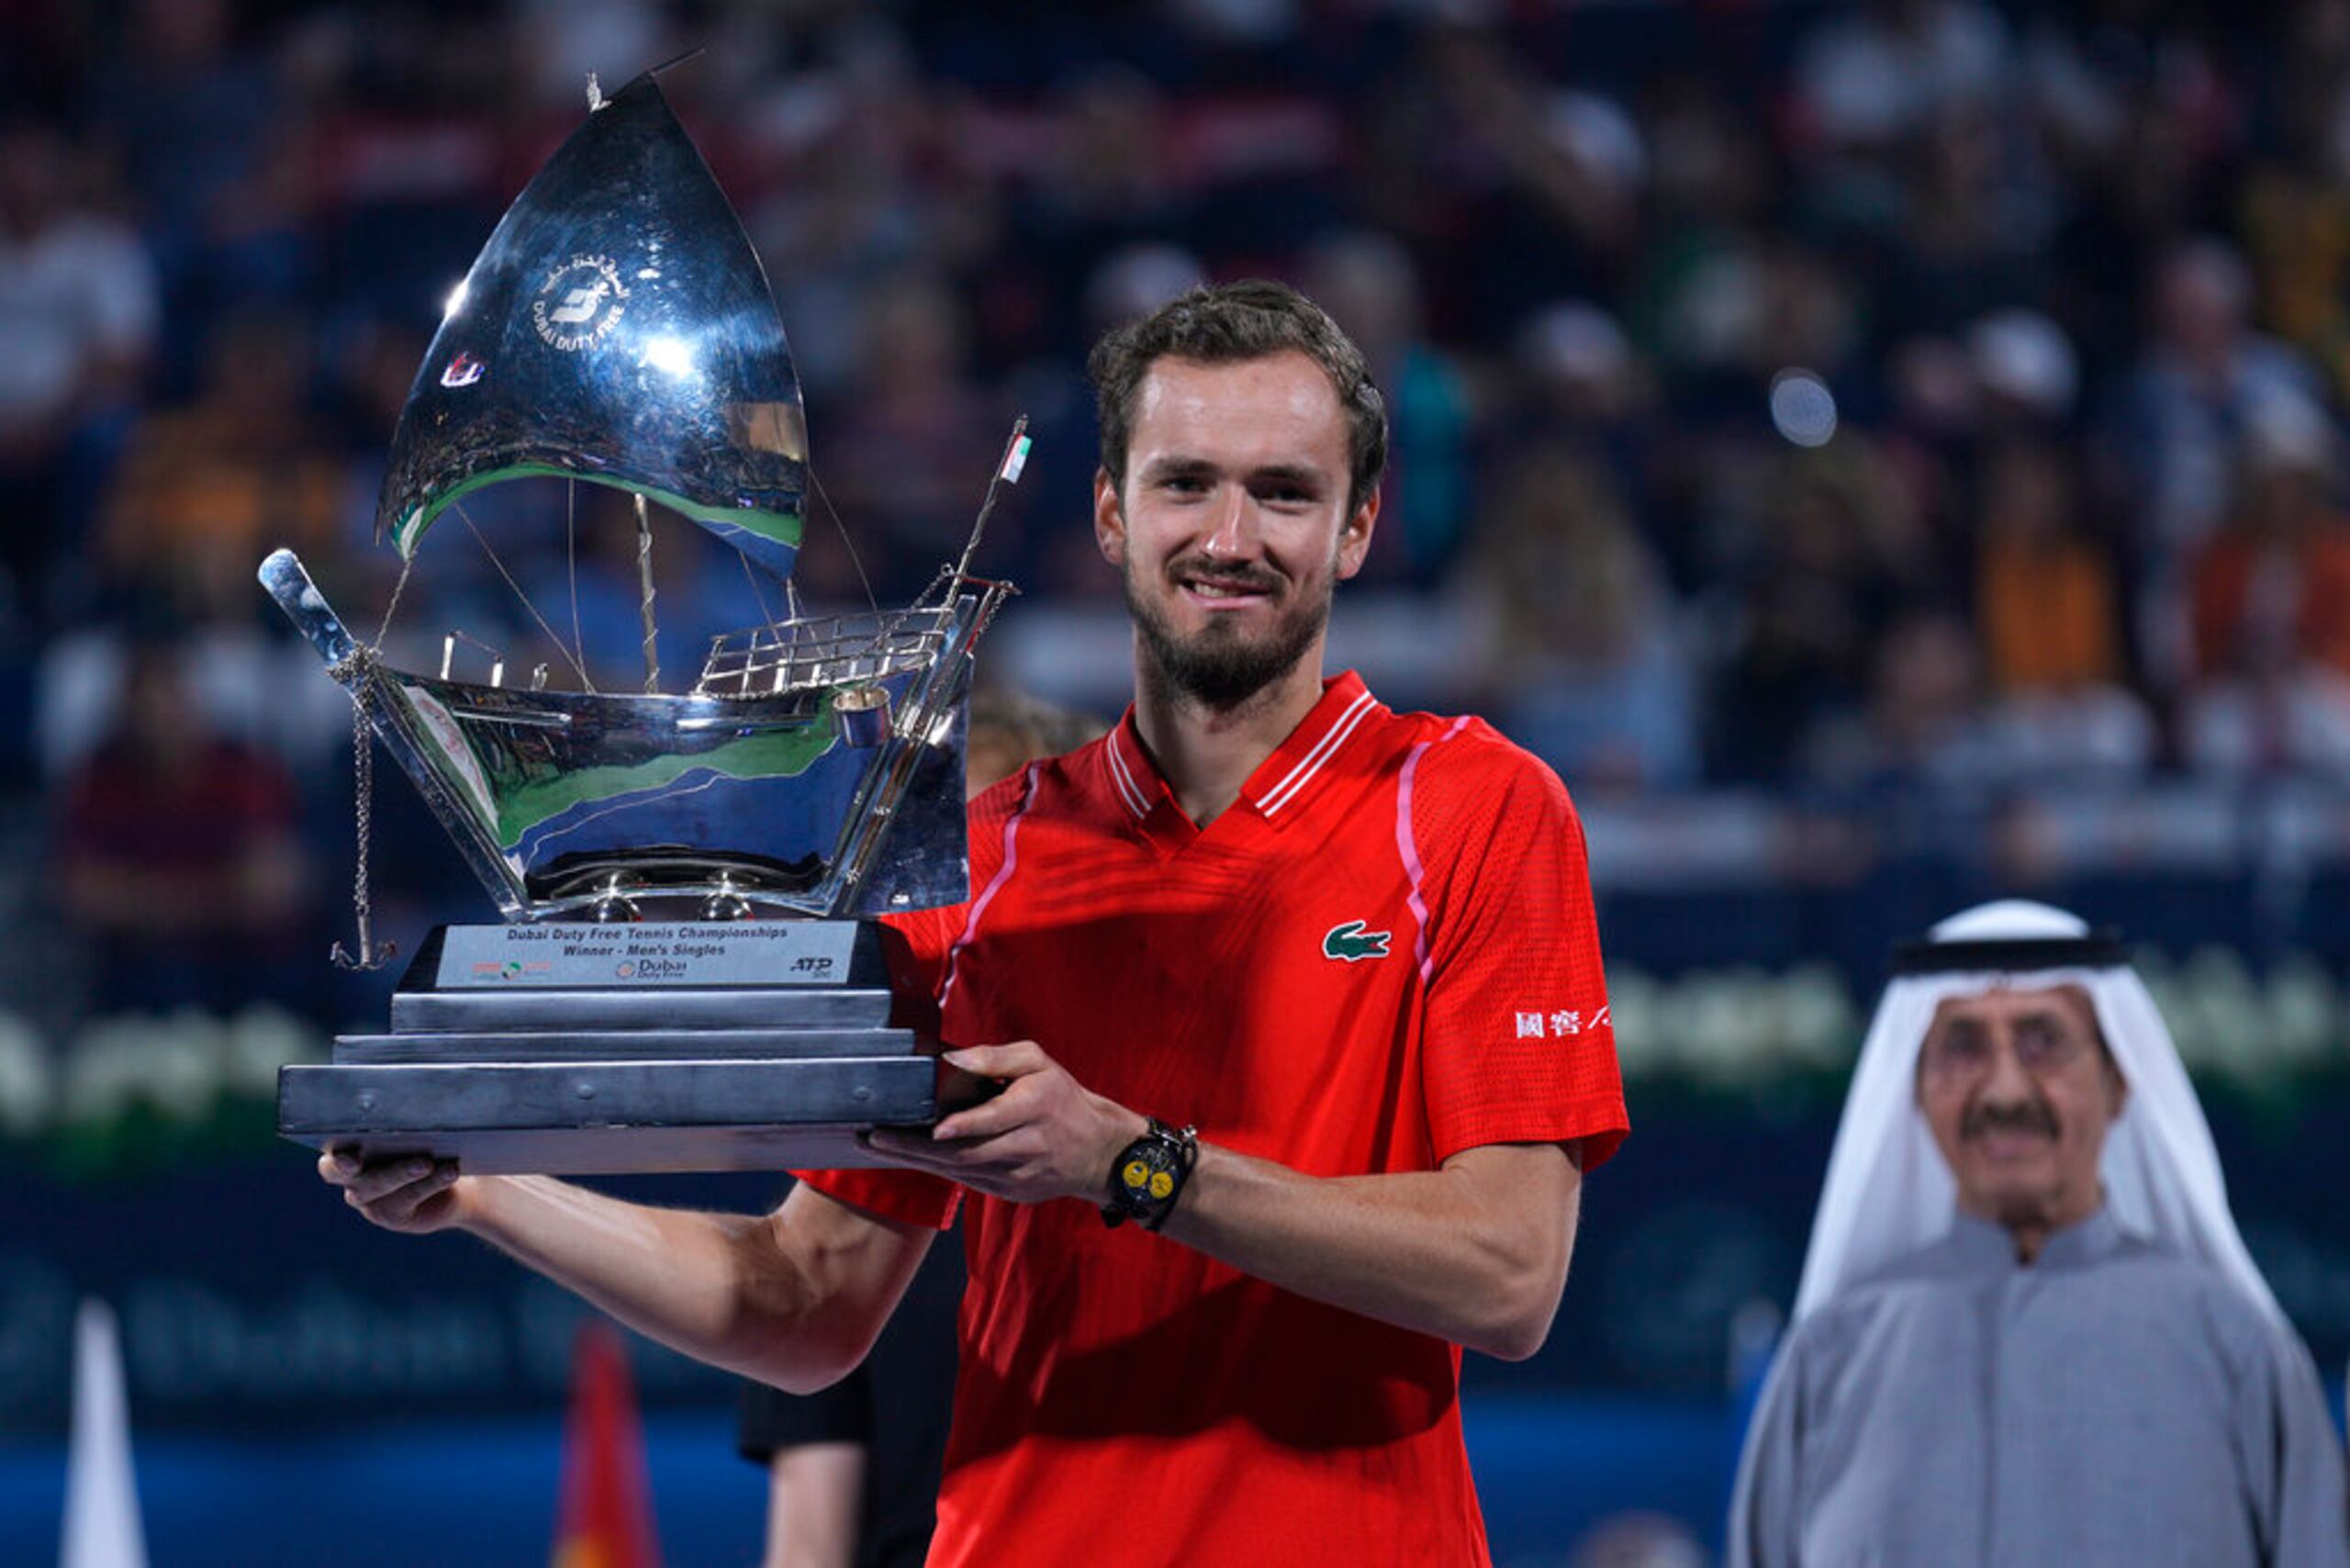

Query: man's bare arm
[761,1443,865,1568]
[1153,1138,1580,1361]
[319,1156,932,1393]
[869,1042,1583,1361]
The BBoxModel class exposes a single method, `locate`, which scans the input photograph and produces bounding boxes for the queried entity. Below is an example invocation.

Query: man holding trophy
[312,73,1625,1568]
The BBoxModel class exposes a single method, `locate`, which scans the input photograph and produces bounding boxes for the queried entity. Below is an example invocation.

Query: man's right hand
[318,1148,476,1235]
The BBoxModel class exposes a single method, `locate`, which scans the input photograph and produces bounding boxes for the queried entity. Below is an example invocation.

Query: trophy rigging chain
[317,547,420,970]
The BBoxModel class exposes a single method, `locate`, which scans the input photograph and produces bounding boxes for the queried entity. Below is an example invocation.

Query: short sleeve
[794,1164,961,1230]
[1414,734,1628,1169]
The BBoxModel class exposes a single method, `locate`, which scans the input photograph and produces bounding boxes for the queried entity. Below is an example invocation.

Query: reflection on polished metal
[699,874,754,923]
[379,71,810,577]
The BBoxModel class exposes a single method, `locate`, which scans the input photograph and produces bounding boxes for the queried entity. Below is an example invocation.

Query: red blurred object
[551,1322,663,1568]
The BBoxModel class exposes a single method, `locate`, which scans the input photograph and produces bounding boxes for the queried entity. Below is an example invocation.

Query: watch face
[1119,1139,1176,1205]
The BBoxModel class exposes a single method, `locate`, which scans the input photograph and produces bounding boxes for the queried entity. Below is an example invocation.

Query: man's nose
[1977,1036,2035,1104]
[1200,487,1258,558]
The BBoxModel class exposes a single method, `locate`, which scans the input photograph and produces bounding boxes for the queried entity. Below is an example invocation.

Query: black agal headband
[1890,933,2129,977]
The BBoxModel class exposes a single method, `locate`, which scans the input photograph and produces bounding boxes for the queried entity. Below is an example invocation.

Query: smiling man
[1729,901,2347,1568]
[326,281,1628,1567]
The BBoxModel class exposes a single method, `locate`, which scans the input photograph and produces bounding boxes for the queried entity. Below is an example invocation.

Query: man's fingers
[931,1077,1038,1141]
[940,1041,1046,1079]
[374,1161,460,1225]
[340,1156,440,1206]
[325,1150,461,1229]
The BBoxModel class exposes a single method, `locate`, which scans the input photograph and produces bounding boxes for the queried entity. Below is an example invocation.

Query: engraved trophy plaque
[263,69,1014,1174]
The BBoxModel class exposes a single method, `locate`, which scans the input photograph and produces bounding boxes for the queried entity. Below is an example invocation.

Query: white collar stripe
[1105,734,1150,819]
[1258,690,1378,816]
[1258,689,1374,809]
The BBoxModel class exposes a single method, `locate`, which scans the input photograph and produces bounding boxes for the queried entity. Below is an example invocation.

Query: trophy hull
[260,549,979,922]
[365,662,969,919]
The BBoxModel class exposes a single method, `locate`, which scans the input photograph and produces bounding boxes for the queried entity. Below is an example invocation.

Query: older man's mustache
[1961,1101,2058,1140]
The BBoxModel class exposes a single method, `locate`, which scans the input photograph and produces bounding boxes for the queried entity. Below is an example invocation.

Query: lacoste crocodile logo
[1323,920,1393,963]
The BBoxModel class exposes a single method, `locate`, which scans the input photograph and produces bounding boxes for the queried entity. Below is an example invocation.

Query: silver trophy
[265,69,1013,1174]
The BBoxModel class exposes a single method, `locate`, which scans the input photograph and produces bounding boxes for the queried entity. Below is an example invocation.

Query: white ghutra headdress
[1792,900,2280,1323]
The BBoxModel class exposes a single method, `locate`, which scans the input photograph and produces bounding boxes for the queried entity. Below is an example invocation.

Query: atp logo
[1323,920,1393,963]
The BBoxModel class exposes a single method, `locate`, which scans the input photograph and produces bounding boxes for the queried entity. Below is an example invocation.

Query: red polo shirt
[802,672,1628,1567]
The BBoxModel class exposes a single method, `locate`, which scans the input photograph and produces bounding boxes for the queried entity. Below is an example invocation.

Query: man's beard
[1123,553,1332,712]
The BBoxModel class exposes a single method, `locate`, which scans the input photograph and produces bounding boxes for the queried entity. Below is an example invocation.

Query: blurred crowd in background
[7,0,2350,1041]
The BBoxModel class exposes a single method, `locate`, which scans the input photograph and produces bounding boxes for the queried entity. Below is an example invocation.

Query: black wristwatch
[1102,1118,1199,1231]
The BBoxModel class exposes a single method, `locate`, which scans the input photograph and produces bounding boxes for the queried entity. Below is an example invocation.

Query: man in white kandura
[1730,900,2348,1568]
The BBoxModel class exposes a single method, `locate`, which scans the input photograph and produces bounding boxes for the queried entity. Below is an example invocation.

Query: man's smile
[1171,565,1282,609]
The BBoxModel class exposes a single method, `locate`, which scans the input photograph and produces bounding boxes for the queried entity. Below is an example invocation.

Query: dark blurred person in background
[1464,441,1695,792]
[1971,434,2154,785]
[0,117,157,621]
[2122,238,2324,690]
[1731,901,2347,1568]
[2183,390,2350,778]
[54,638,309,1013]
[95,309,341,622]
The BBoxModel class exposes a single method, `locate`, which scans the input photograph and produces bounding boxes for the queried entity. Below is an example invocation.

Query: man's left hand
[867,1042,1147,1204]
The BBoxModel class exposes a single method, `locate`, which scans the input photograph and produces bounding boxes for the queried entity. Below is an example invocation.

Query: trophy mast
[633,493,660,693]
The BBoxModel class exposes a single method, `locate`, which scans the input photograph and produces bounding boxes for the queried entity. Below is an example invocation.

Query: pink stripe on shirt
[938,762,1038,1016]
[1395,717,1472,983]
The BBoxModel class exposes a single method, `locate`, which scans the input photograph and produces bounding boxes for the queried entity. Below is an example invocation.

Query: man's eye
[2016,1024,2075,1067]
[1930,1032,1985,1068]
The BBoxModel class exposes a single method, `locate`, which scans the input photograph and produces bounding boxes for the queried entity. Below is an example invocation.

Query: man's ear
[1335,485,1381,581]
[1093,467,1126,567]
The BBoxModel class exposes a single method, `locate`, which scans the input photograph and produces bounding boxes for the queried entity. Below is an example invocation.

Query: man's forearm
[1154,1139,1582,1361]
[876,1042,1584,1359]
[463,1176,924,1392]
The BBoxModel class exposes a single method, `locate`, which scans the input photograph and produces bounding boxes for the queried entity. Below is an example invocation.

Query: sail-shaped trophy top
[375,70,807,577]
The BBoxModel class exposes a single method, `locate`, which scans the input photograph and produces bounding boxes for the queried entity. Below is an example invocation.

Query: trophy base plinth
[279,1055,932,1175]
[279,922,939,1176]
